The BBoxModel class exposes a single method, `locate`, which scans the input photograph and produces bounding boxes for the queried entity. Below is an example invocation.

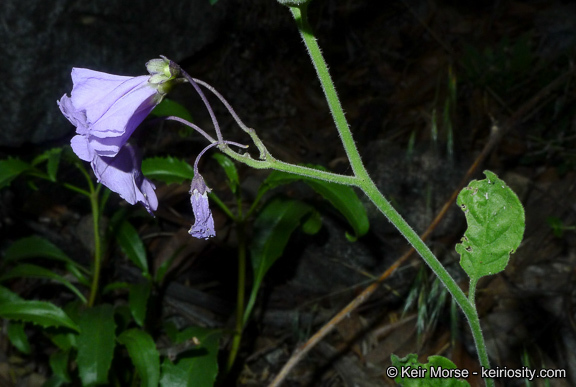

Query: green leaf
[456,171,525,280]
[0,157,32,189]
[0,300,79,331]
[212,153,240,194]
[117,329,160,387]
[257,167,369,239]
[0,263,87,304]
[49,349,71,383]
[390,353,470,386]
[546,216,564,238]
[142,156,195,185]
[301,209,322,235]
[245,198,315,324]
[0,285,23,304]
[46,328,77,351]
[4,236,87,275]
[111,215,149,276]
[7,321,31,354]
[32,147,63,182]
[75,304,116,386]
[160,327,221,387]
[151,98,194,122]
[129,282,151,327]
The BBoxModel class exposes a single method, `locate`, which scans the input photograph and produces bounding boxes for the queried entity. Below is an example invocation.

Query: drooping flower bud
[189,174,215,240]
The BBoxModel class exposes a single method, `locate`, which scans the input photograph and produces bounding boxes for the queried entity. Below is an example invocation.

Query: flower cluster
[59,57,220,239]
[58,57,178,214]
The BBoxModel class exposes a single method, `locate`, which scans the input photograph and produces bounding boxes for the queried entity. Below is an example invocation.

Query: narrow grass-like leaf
[0,157,32,189]
[129,282,151,327]
[76,304,116,386]
[142,157,195,185]
[245,198,314,323]
[159,327,221,387]
[0,263,87,303]
[212,153,240,194]
[7,321,31,354]
[0,301,79,331]
[456,170,525,280]
[118,329,160,387]
[391,353,470,386]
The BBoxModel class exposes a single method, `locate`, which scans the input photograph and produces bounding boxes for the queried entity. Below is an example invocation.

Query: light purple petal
[70,69,146,122]
[189,191,215,240]
[59,68,162,160]
[70,135,93,161]
[91,144,158,214]
[58,95,88,133]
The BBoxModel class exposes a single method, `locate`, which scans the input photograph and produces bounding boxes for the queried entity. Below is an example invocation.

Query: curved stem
[176,68,224,144]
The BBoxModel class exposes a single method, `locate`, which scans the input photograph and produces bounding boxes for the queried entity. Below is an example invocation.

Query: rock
[1,0,224,147]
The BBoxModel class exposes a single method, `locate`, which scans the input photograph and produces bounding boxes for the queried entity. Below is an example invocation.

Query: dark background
[2,0,576,386]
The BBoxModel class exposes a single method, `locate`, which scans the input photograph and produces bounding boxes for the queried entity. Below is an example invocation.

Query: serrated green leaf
[129,282,151,327]
[390,353,470,386]
[456,171,525,280]
[245,198,314,324]
[0,285,24,303]
[111,215,149,276]
[257,167,369,238]
[4,236,87,275]
[7,321,31,354]
[212,153,240,193]
[142,156,195,185]
[118,329,160,387]
[0,300,79,331]
[0,157,32,189]
[0,263,87,304]
[76,304,116,386]
[160,327,221,387]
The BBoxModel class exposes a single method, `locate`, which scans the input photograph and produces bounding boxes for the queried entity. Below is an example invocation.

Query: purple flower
[189,174,215,239]
[59,57,178,213]
[59,60,175,160]
[91,143,158,214]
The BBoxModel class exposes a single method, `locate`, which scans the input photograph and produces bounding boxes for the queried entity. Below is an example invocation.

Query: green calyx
[146,56,180,86]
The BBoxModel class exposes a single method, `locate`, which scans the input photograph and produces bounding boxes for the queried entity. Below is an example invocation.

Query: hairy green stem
[289,5,367,178]
[276,4,493,385]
